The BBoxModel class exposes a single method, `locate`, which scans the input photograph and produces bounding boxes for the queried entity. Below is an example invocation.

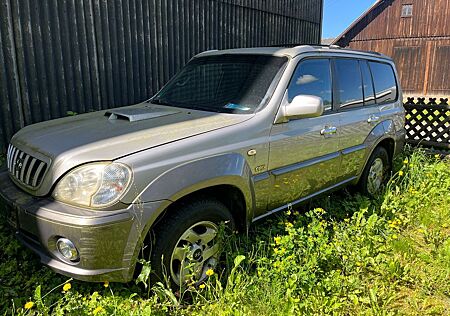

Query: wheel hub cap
[190,245,203,262]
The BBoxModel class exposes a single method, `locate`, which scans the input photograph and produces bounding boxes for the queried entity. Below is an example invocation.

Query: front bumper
[0,169,169,282]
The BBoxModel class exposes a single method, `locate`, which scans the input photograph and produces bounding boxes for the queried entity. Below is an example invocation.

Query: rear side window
[360,60,376,106]
[288,59,332,111]
[369,62,398,105]
[334,59,364,109]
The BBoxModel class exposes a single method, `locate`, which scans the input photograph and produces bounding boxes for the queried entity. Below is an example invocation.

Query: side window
[369,62,398,105]
[360,60,376,106]
[334,59,364,109]
[288,59,332,111]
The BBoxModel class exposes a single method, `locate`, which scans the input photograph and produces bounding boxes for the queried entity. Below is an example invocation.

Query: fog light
[56,238,79,261]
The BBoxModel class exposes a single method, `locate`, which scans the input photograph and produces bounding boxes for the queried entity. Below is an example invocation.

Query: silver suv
[0,45,405,286]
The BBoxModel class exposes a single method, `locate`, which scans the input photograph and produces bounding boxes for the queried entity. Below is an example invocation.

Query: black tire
[145,198,234,288]
[358,146,391,196]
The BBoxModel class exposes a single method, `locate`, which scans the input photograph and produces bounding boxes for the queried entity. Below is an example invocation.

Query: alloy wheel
[170,221,220,286]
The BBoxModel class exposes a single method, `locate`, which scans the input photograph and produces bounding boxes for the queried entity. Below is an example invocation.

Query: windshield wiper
[151,99,224,113]
[149,98,175,107]
[182,105,223,113]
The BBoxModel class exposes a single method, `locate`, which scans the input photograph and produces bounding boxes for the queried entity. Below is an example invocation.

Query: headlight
[53,162,132,208]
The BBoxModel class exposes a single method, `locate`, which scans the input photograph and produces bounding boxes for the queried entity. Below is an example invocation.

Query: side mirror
[285,95,324,120]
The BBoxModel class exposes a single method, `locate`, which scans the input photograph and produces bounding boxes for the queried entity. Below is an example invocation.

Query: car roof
[195,45,393,61]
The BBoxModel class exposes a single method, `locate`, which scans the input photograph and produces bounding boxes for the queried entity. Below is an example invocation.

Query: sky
[322,0,376,39]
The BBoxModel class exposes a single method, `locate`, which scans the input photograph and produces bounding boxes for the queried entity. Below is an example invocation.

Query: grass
[1,148,449,315]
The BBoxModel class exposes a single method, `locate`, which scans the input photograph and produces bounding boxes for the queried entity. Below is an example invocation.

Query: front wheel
[147,199,234,288]
[358,146,390,196]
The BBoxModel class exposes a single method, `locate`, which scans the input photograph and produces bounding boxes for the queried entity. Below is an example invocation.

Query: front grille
[7,144,48,188]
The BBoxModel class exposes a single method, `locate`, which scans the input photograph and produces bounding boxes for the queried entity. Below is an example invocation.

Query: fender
[356,119,398,182]
[138,153,255,223]
[365,119,395,145]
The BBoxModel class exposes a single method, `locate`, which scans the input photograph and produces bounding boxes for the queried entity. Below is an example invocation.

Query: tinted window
[369,62,398,105]
[153,55,287,113]
[360,60,376,105]
[288,59,332,111]
[335,59,364,109]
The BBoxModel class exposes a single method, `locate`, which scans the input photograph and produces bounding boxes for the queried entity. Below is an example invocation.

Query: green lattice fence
[404,97,450,151]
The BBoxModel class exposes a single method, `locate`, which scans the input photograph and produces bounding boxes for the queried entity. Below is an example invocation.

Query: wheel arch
[126,154,255,279]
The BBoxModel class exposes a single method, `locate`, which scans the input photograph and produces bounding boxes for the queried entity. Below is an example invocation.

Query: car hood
[11,102,252,195]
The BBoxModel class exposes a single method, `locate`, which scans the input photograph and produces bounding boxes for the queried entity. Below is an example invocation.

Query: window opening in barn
[401,4,413,17]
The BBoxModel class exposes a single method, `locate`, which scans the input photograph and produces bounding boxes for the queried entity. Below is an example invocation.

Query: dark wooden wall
[0,0,323,151]
[335,0,450,97]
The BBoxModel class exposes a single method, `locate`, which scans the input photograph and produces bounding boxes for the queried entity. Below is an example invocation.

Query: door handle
[367,115,380,123]
[320,126,337,136]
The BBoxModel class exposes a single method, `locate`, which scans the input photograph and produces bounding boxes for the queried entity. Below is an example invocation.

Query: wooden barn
[333,0,450,97]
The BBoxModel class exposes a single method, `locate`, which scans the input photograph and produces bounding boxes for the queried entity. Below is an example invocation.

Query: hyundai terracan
[0,45,405,286]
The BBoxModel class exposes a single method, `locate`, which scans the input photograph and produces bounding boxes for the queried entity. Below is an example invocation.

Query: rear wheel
[147,199,234,288]
[359,146,390,196]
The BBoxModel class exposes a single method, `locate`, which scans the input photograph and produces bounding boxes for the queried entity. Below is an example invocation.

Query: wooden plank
[121,0,133,104]
[84,0,102,111]
[423,41,433,96]
[0,0,24,133]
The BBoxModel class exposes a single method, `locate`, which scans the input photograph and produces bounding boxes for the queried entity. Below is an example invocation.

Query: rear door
[337,59,399,179]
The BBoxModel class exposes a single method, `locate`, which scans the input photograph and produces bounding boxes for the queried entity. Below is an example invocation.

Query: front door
[267,58,341,211]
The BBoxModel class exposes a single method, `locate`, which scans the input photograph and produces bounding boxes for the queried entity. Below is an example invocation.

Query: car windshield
[151,54,288,113]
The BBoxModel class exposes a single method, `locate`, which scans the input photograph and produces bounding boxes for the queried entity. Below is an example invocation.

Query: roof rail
[267,43,342,49]
[263,44,387,58]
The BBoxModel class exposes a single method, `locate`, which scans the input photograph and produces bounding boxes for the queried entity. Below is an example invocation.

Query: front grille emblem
[15,158,24,172]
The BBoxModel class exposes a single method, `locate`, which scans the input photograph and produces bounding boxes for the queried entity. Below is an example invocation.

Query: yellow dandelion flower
[274,236,282,244]
[403,159,409,164]
[93,306,104,315]
[342,255,348,260]
[205,269,214,277]
[392,234,398,240]
[103,281,109,288]
[398,170,404,176]
[63,283,71,292]
[24,301,34,310]
[199,283,206,289]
